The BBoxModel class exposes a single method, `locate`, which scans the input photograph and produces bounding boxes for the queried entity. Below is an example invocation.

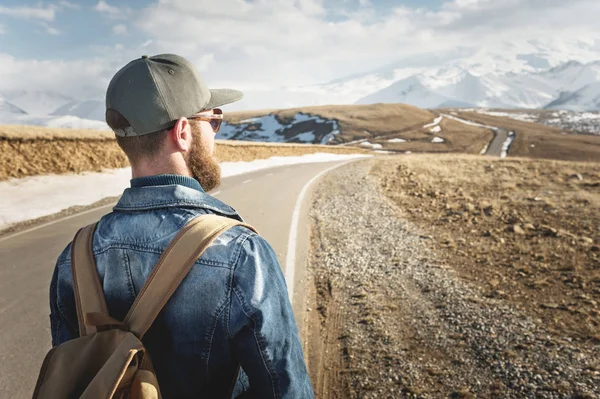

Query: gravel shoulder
[304,157,599,399]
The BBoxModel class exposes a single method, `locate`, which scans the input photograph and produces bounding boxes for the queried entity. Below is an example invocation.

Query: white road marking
[0,203,116,243]
[243,179,252,184]
[286,161,353,303]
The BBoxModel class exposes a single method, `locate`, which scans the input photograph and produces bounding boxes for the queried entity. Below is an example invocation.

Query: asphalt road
[485,128,510,157]
[0,160,351,398]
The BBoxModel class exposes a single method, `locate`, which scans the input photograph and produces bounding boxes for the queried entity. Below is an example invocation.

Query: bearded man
[49,54,314,398]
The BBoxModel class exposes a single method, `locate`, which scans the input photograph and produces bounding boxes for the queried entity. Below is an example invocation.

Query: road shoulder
[304,157,599,398]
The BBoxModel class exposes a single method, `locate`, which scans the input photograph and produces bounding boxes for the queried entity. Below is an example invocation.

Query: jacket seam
[114,202,237,214]
[90,245,232,268]
[226,232,252,338]
[123,250,137,297]
[233,285,281,399]
[203,300,229,382]
[55,261,79,337]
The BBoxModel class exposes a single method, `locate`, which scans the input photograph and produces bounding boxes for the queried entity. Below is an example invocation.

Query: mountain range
[1,39,600,129]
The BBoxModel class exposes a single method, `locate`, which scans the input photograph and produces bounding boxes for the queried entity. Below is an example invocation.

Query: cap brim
[204,89,244,110]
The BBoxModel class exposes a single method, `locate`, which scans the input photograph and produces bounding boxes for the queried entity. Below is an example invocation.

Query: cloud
[0,53,120,99]
[131,0,600,89]
[41,22,60,36]
[112,24,127,35]
[0,25,5,34]
[1,0,600,110]
[58,1,80,10]
[0,5,56,21]
[95,0,120,15]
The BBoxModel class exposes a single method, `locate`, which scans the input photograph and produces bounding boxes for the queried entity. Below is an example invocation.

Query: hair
[106,109,170,165]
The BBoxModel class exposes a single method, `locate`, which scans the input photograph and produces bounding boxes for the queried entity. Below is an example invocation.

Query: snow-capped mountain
[321,39,600,111]
[52,100,105,121]
[357,76,455,108]
[1,38,600,127]
[2,90,74,115]
[0,98,27,116]
[545,82,600,111]
[0,95,107,130]
[353,60,600,111]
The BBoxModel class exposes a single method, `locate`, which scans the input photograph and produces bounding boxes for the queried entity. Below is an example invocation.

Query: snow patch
[430,125,442,134]
[442,113,498,130]
[0,153,371,232]
[218,112,340,144]
[360,141,382,149]
[423,115,443,128]
[501,132,515,158]
[476,110,537,123]
[388,138,407,143]
[432,137,445,143]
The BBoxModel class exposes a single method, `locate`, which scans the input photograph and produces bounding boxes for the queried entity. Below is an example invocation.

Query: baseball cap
[106,54,243,137]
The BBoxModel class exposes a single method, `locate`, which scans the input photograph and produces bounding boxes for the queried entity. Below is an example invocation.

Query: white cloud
[42,23,60,36]
[131,0,600,89]
[0,24,5,34]
[112,24,127,35]
[0,5,56,21]
[95,0,121,15]
[58,1,80,10]
[1,0,600,111]
[0,53,118,99]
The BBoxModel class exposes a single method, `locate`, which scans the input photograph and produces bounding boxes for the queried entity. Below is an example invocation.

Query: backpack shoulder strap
[123,214,257,339]
[70,222,110,337]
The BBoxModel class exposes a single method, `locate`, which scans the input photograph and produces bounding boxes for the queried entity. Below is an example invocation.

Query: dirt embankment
[305,155,599,398]
[0,125,369,181]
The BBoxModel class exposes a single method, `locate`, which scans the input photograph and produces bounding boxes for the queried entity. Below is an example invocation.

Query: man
[49,54,314,398]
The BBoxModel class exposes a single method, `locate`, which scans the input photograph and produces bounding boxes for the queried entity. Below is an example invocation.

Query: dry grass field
[226,103,436,144]
[4,103,600,182]
[374,154,600,342]
[0,124,369,181]
[450,111,600,162]
[368,116,493,154]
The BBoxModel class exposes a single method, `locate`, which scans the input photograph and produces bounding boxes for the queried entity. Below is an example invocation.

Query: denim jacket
[49,174,314,398]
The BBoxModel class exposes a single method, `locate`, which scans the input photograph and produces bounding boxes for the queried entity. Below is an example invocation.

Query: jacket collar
[113,184,241,220]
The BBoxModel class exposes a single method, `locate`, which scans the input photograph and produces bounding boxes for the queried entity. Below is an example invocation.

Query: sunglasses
[188,108,223,132]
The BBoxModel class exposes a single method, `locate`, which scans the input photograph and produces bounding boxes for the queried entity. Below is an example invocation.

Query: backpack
[33,214,257,399]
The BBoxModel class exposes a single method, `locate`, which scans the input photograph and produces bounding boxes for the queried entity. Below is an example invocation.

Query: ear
[171,117,192,153]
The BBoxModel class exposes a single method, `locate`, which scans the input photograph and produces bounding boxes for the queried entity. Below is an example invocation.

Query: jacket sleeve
[229,233,314,399]
[49,245,78,347]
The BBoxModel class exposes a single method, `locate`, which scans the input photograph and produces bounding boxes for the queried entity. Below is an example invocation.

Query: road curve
[485,128,510,157]
[0,160,352,398]
[440,113,512,157]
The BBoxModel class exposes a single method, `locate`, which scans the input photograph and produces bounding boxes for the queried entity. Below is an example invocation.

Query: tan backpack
[33,214,256,399]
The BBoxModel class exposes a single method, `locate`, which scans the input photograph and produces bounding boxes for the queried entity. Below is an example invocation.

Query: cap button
[141,55,149,59]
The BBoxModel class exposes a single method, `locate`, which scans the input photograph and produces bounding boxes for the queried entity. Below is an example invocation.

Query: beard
[186,122,221,192]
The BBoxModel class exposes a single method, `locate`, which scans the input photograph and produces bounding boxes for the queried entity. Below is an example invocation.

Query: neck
[130,155,191,179]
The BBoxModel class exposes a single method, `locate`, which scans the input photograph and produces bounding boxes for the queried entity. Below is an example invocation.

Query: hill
[2,102,600,182]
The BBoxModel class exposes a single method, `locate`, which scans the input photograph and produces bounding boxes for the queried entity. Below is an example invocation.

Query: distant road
[0,160,351,398]
[441,113,512,157]
[485,128,510,157]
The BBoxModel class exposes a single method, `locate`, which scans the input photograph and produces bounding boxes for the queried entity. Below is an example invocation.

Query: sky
[0,0,599,109]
